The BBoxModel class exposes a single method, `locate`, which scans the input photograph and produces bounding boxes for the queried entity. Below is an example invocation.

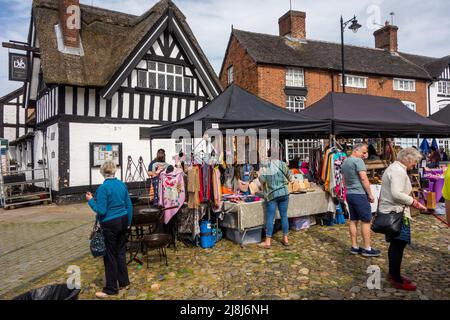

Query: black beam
[2,42,39,53]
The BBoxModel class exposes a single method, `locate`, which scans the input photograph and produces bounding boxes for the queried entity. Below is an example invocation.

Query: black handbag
[89,219,106,257]
[371,189,405,236]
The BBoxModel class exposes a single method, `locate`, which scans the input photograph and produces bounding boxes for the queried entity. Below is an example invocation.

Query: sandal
[281,240,290,247]
[258,242,271,249]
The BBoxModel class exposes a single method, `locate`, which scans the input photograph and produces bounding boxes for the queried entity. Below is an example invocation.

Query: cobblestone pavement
[1,210,449,300]
[0,204,94,297]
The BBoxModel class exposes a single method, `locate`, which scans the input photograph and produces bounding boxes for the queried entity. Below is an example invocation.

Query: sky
[0,0,449,97]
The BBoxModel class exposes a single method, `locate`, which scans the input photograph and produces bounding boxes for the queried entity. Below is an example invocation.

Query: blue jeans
[265,195,289,237]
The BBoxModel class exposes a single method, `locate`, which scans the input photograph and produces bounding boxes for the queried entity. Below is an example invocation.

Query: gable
[100,7,221,100]
[31,0,221,96]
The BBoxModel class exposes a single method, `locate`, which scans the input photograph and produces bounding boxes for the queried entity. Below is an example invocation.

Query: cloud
[0,0,449,97]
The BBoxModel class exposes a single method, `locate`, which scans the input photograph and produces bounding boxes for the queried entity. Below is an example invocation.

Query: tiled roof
[232,29,438,80]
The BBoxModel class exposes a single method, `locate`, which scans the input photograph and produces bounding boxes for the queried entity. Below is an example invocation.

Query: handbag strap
[376,185,406,215]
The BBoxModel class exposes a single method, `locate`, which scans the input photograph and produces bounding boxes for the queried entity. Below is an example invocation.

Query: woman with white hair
[86,160,133,299]
[379,148,427,291]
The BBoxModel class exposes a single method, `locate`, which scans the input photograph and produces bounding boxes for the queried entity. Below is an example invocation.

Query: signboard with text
[9,53,29,82]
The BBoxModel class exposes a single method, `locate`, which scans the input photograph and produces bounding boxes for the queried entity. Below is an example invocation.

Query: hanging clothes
[159,167,186,224]
[212,166,223,210]
[187,166,201,209]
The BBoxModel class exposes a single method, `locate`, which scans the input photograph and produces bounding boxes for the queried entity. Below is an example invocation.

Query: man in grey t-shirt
[342,143,380,257]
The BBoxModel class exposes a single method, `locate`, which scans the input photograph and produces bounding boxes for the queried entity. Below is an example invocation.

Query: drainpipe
[428,81,433,117]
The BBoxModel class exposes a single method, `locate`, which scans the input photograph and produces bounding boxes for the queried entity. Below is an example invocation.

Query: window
[286,96,306,112]
[394,78,415,92]
[340,75,367,89]
[286,139,321,162]
[175,138,193,163]
[227,66,234,85]
[438,81,450,95]
[402,101,416,112]
[137,70,147,88]
[286,68,304,87]
[138,61,193,93]
[394,138,419,149]
[439,139,450,152]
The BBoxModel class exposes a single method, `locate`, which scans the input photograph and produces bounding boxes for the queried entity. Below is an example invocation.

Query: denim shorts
[346,194,372,223]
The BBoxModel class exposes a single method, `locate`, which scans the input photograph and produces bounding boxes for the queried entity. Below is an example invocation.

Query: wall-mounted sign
[9,53,29,82]
[90,143,122,167]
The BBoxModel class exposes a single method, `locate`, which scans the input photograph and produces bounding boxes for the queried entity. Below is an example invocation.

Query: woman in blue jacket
[86,160,133,299]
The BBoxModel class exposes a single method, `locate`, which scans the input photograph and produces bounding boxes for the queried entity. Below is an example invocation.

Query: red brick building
[219,10,434,118]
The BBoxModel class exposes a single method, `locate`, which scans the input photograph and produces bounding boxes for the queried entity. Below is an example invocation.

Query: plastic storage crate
[224,227,262,245]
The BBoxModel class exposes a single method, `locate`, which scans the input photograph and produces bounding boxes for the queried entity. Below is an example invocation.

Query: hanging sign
[9,53,29,82]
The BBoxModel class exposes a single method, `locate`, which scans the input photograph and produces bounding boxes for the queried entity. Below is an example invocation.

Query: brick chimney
[59,0,81,48]
[279,10,306,39]
[373,21,398,52]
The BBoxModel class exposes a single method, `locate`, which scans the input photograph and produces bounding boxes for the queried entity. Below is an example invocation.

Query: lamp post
[340,15,362,93]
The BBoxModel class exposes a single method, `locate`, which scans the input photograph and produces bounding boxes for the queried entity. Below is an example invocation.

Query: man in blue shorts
[342,143,381,257]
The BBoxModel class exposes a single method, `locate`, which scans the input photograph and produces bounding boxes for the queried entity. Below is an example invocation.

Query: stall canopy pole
[149,139,153,162]
[417,134,420,149]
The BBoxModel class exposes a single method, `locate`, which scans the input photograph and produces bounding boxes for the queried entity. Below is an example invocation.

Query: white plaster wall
[32,125,59,191]
[33,130,45,188]
[69,123,176,187]
[46,123,59,191]
[430,82,450,115]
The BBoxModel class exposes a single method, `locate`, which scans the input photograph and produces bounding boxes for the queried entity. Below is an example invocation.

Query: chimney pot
[59,0,81,48]
[278,10,306,40]
[374,24,398,52]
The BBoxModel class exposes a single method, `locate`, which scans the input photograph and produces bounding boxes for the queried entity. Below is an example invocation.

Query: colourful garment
[187,167,200,209]
[443,167,450,201]
[212,166,222,210]
[159,168,186,224]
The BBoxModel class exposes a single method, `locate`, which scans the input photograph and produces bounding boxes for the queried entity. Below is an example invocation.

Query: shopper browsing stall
[341,143,380,257]
[258,153,291,248]
[378,148,427,291]
[148,149,168,205]
[86,160,132,299]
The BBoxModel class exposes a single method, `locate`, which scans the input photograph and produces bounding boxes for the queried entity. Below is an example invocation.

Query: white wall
[32,125,58,191]
[69,123,177,186]
[430,82,450,115]
[46,123,59,191]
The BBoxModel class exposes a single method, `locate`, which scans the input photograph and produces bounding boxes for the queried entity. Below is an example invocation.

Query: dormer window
[137,61,192,94]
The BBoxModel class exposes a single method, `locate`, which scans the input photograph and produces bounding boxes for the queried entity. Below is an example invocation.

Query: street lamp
[340,15,362,93]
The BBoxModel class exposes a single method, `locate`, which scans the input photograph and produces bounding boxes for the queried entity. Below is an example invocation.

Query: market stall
[140,84,331,140]
[221,188,334,231]
[139,90,450,248]
[300,92,450,137]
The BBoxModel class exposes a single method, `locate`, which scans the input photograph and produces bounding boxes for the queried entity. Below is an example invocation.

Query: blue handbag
[89,219,106,257]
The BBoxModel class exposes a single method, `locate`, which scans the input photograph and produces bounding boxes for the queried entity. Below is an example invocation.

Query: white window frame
[394,78,416,92]
[227,66,234,85]
[138,61,193,94]
[340,74,367,89]
[438,80,450,95]
[286,68,305,87]
[402,101,416,112]
[175,138,193,163]
[286,139,321,162]
[286,96,306,112]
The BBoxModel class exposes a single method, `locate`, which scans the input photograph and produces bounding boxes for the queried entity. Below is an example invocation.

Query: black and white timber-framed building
[3,0,222,201]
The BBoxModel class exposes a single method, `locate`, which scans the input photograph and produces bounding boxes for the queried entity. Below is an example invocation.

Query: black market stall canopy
[140,84,331,139]
[429,104,450,126]
[300,92,450,138]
